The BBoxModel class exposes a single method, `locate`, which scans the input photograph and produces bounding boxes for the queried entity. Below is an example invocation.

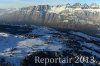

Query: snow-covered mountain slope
[0,25,65,66]
[0,3,100,24]
[0,3,100,37]
[0,3,100,66]
[0,25,99,66]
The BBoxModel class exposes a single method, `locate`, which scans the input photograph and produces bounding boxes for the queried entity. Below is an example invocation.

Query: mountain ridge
[0,3,100,37]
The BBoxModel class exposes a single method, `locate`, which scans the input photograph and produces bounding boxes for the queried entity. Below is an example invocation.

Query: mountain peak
[81,3,89,9]
[65,3,71,8]
[72,3,82,8]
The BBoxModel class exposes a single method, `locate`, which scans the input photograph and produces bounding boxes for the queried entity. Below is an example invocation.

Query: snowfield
[0,3,100,66]
[0,26,65,66]
[0,25,99,66]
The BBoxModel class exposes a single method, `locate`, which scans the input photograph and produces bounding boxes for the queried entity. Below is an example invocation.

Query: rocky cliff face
[0,3,100,24]
[0,3,100,37]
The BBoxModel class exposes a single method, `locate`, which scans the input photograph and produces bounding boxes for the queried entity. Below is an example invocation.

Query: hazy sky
[0,0,100,8]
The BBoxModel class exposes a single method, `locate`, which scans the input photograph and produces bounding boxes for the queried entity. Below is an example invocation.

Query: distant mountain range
[0,3,100,66]
[0,3,100,37]
[0,3,100,24]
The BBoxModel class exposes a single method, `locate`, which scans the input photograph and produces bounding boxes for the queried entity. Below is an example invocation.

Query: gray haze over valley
[0,3,100,37]
[0,3,100,66]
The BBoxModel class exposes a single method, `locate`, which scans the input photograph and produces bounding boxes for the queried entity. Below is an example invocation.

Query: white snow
[49,5,66,13]
[70,31,100,41]
[31,26,58,35]
[0,26,99,66]
[0,27,64,66]
[83,48,100,58]
[78,41,100,58]
[0,33,10,37]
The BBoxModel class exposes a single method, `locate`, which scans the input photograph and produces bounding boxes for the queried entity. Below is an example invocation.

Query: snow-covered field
[0,25,100,66]
[0,26,66,66]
